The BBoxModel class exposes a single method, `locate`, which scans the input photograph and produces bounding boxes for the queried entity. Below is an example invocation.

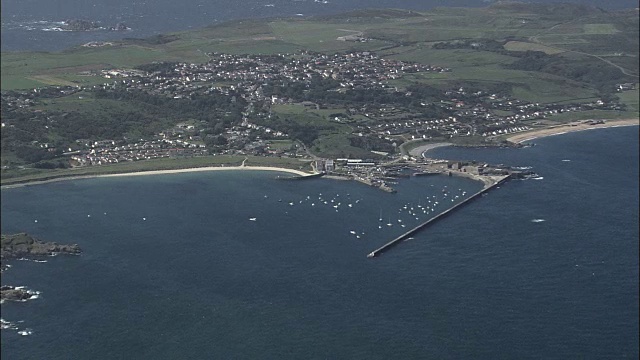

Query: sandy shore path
[507,118,639,144]
[1,166,313,189]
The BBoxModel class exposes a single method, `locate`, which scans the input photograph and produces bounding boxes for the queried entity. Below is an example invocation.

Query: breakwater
[367,175,511,258]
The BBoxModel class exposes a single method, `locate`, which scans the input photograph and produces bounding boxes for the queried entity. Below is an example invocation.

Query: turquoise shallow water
[1,126,638,359]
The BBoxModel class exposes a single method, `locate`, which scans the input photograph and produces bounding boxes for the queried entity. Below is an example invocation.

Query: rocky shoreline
[1,233,81,260]
[61,19,130,31]
[1,233,81,303]
[0,286,40,302]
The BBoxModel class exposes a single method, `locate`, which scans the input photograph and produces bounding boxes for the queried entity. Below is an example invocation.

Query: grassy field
[1,46,185,89]
[540,109,638,123]
[267,140,296,151]
[271,104,352,131]
[617,87,640,113]
[583,23,620,35]
[387,47,518,68]
[385,48,596,104]
[31,91,137,112]
[503,41,565,54]
[310,133,375,159]
[2,4,637,92]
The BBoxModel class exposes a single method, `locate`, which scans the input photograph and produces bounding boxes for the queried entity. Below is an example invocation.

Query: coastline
[1,166,313,190]
[3,119,637,190]
[408,142,454,158]
[506,118,639,144]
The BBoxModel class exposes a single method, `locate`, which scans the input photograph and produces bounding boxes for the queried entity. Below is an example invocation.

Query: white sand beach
[506,118,639,144]
[1,166,313,189]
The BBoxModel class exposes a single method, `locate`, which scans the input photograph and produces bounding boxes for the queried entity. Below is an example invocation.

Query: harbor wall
[367,175,511,258]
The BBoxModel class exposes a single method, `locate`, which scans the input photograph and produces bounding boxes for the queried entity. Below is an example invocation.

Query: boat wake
[531,219,546,223]
[1,318,18,330]
[16,258,48,263]
[1,318,32,336]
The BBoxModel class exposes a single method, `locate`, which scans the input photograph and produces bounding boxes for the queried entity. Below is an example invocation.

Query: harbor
[367,174,512,258]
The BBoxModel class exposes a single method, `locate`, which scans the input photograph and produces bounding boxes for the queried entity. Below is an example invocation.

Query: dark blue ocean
[1,0,637,52]
[1,126,638,359]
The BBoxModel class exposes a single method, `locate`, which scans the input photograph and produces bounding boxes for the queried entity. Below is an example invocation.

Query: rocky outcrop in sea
[0,286,40,302]
[59,19,130,31]
[1,233,81,259]
[1,233,80,333]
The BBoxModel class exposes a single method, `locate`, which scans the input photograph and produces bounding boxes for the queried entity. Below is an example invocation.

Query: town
[1,50,630,185]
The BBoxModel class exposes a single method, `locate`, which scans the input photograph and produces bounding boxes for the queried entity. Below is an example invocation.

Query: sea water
[1,126,638,359]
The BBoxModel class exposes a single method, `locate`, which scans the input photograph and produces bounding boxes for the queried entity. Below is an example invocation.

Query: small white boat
[249,218,257,221]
